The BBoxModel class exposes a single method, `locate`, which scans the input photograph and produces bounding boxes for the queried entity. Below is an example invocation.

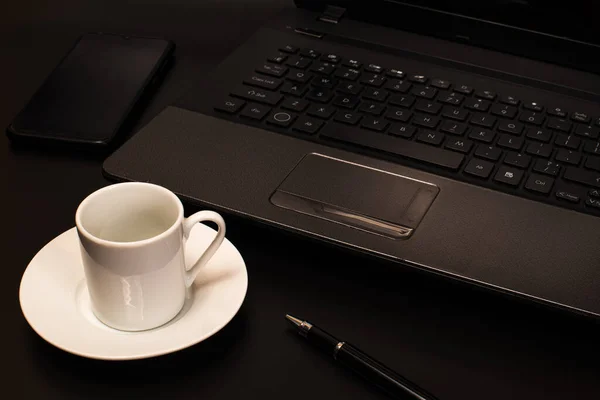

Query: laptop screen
[297,0,600,74]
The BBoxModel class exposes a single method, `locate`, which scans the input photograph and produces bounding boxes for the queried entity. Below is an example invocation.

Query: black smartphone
[7,32,174,149]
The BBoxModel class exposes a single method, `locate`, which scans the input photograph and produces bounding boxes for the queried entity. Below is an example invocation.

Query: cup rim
[75,182,184,248]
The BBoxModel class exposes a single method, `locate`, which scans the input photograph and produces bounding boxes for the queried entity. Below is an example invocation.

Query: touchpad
[270,153,439,239]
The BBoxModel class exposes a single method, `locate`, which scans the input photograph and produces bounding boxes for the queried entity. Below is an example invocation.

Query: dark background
[3,1,599,399]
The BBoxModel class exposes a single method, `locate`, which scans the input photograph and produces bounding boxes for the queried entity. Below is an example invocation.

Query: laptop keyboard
[215,45,600,217]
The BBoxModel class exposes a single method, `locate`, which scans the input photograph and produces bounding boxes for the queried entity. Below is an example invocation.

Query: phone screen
[9,33,173,145]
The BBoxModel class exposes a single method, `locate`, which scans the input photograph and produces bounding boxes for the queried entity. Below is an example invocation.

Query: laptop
[103,0,600,319]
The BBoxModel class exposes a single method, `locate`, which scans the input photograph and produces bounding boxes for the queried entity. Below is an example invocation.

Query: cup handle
[182,210,226,287]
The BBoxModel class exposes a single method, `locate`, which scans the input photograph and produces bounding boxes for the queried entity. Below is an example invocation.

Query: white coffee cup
[75,182,226,331]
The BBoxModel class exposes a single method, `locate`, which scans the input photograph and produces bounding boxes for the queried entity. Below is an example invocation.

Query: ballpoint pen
[286,314,439,400]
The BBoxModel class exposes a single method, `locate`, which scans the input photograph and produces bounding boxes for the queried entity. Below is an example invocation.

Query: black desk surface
[3,1,599,399]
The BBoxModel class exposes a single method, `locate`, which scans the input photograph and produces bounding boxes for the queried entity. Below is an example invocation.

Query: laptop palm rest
[270,153,439,239]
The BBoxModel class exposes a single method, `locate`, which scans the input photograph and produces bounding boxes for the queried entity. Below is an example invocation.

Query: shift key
[320,123,464,170]
[563,167,600,188]
[231,86,282,105]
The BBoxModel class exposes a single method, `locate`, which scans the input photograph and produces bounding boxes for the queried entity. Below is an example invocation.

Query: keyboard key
[497,120,523,135]
[464,159,494,178]
[244,74,283,90]
[585,198,600,209]
[307,104,335,119]
[548,106,568,118]
[389,123,416,138]
[571,111,590,123]
[386,69,405,79]
[464,98,491,112]
[320,123,464,170]
[268,53,288,64]
[359,101,386,115]
[334,111,362,125]
[497,134,524,150]
[292,116,323,134]
[442,106,469,121]
[306,88,333,103]
[385,107,412,122]
[214,97,245,114]
[470,113,496,128]
[362,87,389,102]
[413,114,439,129]
[438,92,464,105]
[336,82,362,95]
[360,73,386,87]
[266,110,297,127]
[491,104,518,119]
[343,59,362,69]
[256,63,288,77]
[415,100,442,115]
[389,94,415,108]
[547,118,572,132]
[555,149,581,165]
[494,166,523,186]
[445,137,473,153]
[365,64,383,73]
[525,174,554,194]
[312,76,336,88]
[430,79,451,89]
[408,74,427,83]
[285,56,312,69]
[361,116,389,132]
[504,151,531,168]
[281,82,308,97]
[499,95,519,106]
[523,101,544,112]
[240,103,271,120]
[468,128,495,143]
[332,95,359,109]
[555,134,581,150]
[584,140,600,155]
[231,86,282,105]
[453,84,473,94]
[519,111,545,125]
[476,90,496,100]
[526,128,552,143]
[384,79,411,93]
[320,53,341,64]
[411,86,437,99]
[288,69,313,83]
[417,130,444,146]
[533,159,560,176]
[311,62,336,75]
[556,190,580,203]
[299,48,320,58]
[440,120,467,135]
[564,167,600,188]
[281,97,309,112]
[526,142,552,158]
[585,156,600,171]
[279,45,298,54]
[575,124,599,139]
[334,67,360,80]
[475,145,502,161]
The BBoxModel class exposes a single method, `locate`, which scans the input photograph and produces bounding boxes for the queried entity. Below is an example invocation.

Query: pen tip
[285,314,303,327]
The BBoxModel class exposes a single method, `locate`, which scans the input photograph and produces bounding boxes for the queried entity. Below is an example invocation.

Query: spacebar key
[320,123,464,170]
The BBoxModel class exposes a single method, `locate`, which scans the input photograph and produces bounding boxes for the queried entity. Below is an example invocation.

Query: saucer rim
[19,226,248,361]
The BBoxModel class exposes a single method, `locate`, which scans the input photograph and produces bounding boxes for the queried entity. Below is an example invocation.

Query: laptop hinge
[318,5,346,24]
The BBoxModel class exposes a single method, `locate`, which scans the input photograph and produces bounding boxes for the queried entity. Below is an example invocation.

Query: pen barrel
[336,343,438,400]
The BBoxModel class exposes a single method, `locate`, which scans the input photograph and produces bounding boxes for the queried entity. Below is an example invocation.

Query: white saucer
[19,224,248,360]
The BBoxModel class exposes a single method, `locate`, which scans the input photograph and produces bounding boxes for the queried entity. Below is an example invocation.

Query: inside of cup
[78,183,181,243]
